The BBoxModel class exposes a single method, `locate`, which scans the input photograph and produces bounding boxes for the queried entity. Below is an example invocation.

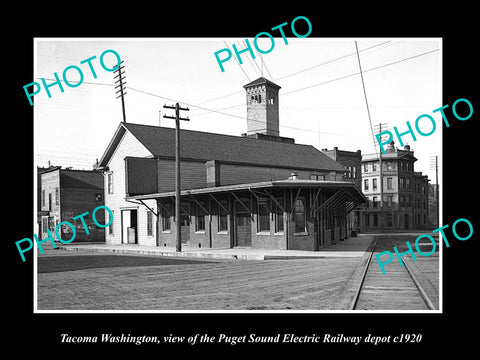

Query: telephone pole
[114,60,127,123]
[163,103,190,252]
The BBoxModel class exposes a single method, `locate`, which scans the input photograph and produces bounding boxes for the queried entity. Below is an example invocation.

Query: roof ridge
[117,122,345,172]
[122,122,316,148]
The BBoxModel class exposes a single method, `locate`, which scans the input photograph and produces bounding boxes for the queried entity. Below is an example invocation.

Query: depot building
[97,77,366,251]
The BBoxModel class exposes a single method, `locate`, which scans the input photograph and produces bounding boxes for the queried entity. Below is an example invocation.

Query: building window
[399,196,404,208]
[363,163,368,173]
[196,215,205,232]
[372,162,377,171]
[147,211,153,236]
[372,178,377,191]
[42,217,48,233]
[387,177,393,190]
[387,162,395,171]
[364,179,369,191]
[294,198,307,233]
[405,178,411,189]
[250,94,261,104]
[352,166,357,178]
[55,187,59,205]
[372,196,377,208]
[48,193,52,211]
[162,216,171,232]
[387,195,392,208]
[42,190,45,207]
[268,95,275,104]
[218,201,228,232]
[257,201,270,233]
[195,203,206,232]
[399,178,404,189]
[310,174,318,180]
[107,173,114,194]
[108,210,114,235]
[373,214,378,227]
[161,204,171,232]
[387,214,393,226]
[275,199,284,233]
[345,166,355,179]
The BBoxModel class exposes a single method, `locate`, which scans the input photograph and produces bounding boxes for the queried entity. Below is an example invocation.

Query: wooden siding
[40,170,61,233]
[125,157,158,195]
[104,130,157,245]
[218,163,334,186]
[40,170,60,213]
[157,159,206,192]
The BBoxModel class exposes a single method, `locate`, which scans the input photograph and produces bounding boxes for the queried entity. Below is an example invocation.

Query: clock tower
[243,77,281,136]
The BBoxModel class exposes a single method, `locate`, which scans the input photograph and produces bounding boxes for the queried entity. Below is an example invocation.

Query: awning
[125,179,367,216]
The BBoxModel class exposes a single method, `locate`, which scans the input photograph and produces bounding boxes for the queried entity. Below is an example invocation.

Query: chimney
[288,171,298,180]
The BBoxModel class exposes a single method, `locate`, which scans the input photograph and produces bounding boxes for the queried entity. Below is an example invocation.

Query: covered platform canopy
[125,179,367,217]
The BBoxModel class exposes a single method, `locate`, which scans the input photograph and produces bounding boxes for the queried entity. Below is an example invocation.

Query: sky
[34,37,442,185]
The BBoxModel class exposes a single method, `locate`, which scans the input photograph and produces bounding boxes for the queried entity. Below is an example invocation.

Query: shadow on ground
[38,255,213,273]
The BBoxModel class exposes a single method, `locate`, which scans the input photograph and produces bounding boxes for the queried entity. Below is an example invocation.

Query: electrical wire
[355,41,378,156]
[39,47,439,141]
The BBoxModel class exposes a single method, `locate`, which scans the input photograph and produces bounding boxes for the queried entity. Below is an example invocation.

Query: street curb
[57,245,267,261]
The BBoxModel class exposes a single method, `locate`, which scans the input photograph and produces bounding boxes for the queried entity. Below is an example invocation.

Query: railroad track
[351,235,435,311]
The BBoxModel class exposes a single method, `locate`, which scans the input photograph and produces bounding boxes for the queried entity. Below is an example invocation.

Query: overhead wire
[226,40,251,82]
[38,46,439,140]
[193,41,393,107]
[354,40,378,157]
[189,47,439,116]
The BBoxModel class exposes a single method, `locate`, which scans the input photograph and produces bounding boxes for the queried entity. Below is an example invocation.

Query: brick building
[38,167,105,242]
[97,77,366,251]
[322,147,362,234]
[360,142,429,231]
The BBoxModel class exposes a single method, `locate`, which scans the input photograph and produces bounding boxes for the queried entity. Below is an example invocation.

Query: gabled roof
[99,122,345,172]
[243,77,281,90]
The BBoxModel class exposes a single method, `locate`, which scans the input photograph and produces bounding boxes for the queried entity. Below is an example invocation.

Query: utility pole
[430,155,439,227]
[163,103,190,252]
[114,60,127,123]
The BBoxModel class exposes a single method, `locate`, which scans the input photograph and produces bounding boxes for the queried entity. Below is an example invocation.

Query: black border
[7,5,478,355]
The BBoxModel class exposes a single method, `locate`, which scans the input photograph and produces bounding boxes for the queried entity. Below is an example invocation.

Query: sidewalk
[56,234,375,261]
